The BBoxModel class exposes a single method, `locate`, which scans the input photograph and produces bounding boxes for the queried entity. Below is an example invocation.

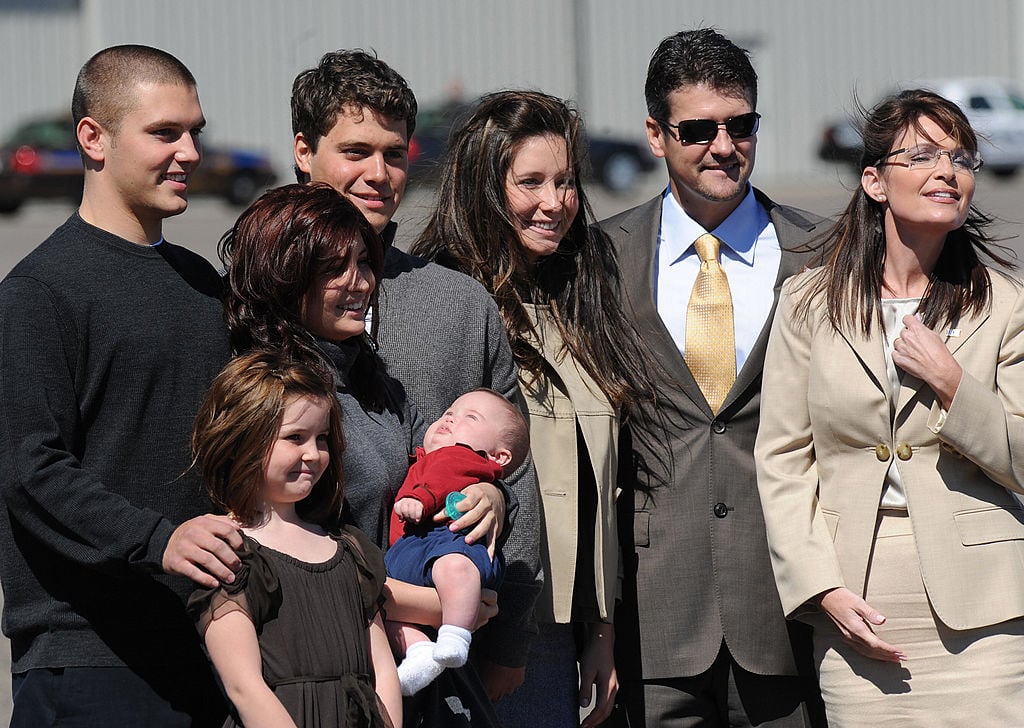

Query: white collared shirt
[654,185,781,374]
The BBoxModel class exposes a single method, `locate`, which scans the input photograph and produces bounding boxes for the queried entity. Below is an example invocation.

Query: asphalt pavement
[0,166,1021,722]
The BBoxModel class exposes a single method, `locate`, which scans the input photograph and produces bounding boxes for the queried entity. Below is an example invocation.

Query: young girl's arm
[370,613,402,727]
[204,609,298,728]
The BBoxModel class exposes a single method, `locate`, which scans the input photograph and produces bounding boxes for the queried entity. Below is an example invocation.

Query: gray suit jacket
[603,188,825,679]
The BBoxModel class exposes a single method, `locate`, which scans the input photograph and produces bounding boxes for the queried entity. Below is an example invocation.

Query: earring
[877,194,886,202]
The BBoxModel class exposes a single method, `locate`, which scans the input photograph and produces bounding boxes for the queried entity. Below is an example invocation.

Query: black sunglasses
[660,112,761,144]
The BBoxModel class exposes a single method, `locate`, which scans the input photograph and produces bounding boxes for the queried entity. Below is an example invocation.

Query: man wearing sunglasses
[603,28,827,727]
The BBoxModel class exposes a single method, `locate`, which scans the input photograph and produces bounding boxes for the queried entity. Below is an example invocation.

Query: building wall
[1,0,1021,181]
[0,1,82,133]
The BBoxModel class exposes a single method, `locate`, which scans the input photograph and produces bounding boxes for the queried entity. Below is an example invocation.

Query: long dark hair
[192,350,345,529]
[219,183,387,410]
[802,89,1013,334]
[411,90,656,414]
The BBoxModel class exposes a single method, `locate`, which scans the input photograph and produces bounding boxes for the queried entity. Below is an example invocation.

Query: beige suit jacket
[519,305,620,624]
[756,267,1024,630]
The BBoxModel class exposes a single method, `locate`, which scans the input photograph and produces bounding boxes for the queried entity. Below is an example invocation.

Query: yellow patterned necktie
[685,233,736,414]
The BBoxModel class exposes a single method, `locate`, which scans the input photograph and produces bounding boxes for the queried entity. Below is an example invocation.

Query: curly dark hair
[291,49,417,182]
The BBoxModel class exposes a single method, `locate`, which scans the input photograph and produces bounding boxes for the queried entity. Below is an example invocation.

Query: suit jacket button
[712,420,726,434]
[713,502,729,518]
[875,444,891,461]
[896,443,913,461]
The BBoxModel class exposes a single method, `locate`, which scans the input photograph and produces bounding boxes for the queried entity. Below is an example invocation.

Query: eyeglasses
[659,112,761,144]
[873,146,983,173]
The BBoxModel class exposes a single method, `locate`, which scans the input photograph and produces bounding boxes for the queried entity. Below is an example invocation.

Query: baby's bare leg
[431,553,482,630]
[431,553,480,667]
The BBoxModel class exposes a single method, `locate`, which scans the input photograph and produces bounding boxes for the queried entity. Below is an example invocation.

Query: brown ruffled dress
[188,525,389,727]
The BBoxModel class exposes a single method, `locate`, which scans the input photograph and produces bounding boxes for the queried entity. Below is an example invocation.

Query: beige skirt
[810,510,1024,727]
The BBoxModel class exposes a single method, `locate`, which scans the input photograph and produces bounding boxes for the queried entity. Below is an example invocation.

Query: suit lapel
[722,190,825,412]
[836,323,889,397]
[612,197,712,415]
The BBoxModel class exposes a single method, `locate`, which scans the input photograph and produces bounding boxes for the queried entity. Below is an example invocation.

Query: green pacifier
[445,492,468,531]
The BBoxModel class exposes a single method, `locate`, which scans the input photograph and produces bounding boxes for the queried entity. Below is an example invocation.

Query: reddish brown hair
[192,350,345,528]
[219,183,388,409]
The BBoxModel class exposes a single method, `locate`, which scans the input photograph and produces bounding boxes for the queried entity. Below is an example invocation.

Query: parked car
[408,100,656,193]
[0,114,277,214]
[818,77,1024,179]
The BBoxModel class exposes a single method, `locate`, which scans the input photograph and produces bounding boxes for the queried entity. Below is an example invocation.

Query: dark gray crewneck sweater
[0,214,231,680]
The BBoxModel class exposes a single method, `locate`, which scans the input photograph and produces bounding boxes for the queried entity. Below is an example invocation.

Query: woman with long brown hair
[756,89,1024,723]
[413,90,657,726]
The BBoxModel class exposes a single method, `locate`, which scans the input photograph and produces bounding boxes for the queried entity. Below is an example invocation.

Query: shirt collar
[660,185,768,266]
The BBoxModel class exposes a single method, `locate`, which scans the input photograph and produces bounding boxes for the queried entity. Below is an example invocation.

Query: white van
[915,77,1024,177]
[818,77,1024,179]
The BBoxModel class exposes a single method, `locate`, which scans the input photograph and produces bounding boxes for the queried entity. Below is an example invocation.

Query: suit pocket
[634,511,650,548]
[954,506,1024,546]
[821,508,840,541]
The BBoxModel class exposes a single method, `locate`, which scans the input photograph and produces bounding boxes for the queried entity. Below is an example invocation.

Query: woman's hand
[815,587,906,663]
[435,482,506,558]
[579,622,618,727]
[893,314,963,410]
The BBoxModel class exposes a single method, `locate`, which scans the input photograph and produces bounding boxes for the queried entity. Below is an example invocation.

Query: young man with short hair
[290,50,541,706]
[0,45,241,726]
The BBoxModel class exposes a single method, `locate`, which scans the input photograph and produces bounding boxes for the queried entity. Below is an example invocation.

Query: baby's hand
[394,498,424,523]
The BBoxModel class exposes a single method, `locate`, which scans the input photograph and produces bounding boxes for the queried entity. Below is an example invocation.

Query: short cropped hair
[645,28,758,124]
[471,388,530,475]
[291,49,417,180]
[72,44,196,136]
[192,350,345,529]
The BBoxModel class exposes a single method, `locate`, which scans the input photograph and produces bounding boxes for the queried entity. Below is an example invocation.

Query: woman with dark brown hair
[220,183,504,648]
[412,91,657,727]
[756,89,1024,723]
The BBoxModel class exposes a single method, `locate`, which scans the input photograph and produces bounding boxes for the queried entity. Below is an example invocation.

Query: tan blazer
[756,267,1024,630]
[519,304,620,624]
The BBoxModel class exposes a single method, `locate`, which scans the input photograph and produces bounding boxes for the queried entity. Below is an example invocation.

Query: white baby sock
[397,640,445,696]
[433,624,472,668]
